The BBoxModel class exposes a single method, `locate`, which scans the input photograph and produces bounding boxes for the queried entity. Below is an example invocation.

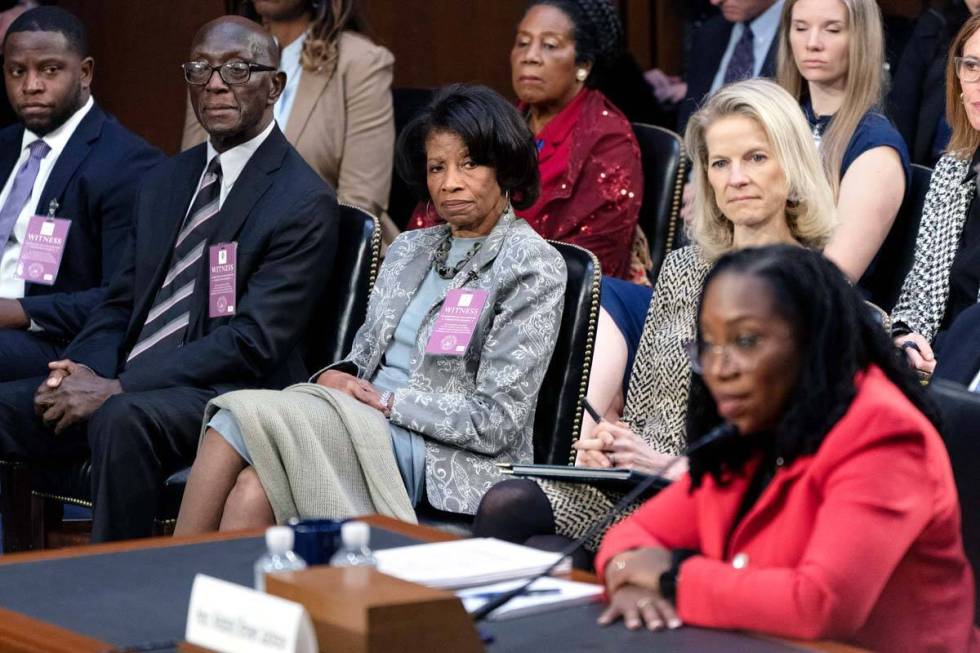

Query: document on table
[373,538,571,589]
[456,577,603,620]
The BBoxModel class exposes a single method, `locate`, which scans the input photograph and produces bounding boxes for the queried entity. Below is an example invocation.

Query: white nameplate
[185,574,317,653]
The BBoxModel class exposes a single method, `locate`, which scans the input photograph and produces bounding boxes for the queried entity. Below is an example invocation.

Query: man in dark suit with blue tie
[0,7,162,381]
[676,0,785,133]
[0,16,338,541]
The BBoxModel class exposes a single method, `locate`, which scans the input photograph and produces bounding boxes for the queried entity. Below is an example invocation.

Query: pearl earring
[576,68,588,82]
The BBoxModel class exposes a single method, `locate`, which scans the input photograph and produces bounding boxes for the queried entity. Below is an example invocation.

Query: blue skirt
[600,276,654,394]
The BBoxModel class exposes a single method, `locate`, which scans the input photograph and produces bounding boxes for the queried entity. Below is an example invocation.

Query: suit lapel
[37,105,105,216]
[129,148,205,338]
[284,67,331,144]
[187,127,288,334]
[725,460,809,557]
[0,126,24,189]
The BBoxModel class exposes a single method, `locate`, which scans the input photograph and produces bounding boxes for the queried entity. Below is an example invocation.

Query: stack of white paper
[456,577,603,620]
[373,538,571,589]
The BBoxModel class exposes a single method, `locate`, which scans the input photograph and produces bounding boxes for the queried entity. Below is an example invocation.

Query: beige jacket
[182,31,396,237]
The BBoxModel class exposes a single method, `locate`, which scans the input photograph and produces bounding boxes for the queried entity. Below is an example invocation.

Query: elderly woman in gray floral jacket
[174,85,566,533]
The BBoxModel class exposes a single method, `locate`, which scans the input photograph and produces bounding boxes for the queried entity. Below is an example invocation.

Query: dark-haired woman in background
[174,85,566,533]
[893,13,980,378]
[889,0,978,167]
[413,0,645,282]
[183,0,397,239]
[596,245,977,653]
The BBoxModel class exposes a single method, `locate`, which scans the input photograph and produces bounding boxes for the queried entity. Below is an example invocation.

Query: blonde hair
[945,13,980,157]
[684,78,838,261]
[776,0,885,197]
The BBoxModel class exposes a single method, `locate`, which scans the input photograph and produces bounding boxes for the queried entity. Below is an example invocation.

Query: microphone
[470,421,738,622]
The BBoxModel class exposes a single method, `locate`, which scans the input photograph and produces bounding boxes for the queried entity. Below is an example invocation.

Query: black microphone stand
[471,422,737,622]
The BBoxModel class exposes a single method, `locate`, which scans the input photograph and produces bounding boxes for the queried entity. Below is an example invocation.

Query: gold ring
[614,559,627,571]
[636,597,655,610]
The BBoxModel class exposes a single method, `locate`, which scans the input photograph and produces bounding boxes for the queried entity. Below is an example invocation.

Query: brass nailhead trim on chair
[544,241,601,466]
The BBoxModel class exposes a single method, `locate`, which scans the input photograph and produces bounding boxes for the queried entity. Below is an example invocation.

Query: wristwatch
[659,549,697,603]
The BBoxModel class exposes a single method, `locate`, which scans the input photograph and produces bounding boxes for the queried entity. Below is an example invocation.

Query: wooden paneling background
[34,0,929,154]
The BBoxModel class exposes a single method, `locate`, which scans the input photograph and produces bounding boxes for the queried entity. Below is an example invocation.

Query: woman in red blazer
[595,245,978,653]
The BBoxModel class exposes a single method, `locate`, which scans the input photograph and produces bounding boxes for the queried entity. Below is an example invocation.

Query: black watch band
[659,549,698,603]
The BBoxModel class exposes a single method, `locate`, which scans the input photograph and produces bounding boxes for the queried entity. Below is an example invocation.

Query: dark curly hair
[686,245,942,488]
[395,84,540,210]
[524,0,624,87]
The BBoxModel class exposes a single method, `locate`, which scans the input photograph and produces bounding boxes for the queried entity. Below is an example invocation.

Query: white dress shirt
[200,119,276,211]
[273,35,304,131]
[710,0,785,94]
[0,95,94,299]
[970,368,980,393]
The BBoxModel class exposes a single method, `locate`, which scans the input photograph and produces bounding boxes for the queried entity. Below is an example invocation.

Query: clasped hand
[573,420,687,479]
[315,370,389,414]
[599,548,682,631]
[33,360,122,434]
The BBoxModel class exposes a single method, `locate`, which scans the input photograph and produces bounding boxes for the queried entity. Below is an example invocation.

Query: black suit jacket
[887,9,957,167]
[677,15,780,134]
[934,302,980,387]
[64,125,338,394]
[0,104,163,339]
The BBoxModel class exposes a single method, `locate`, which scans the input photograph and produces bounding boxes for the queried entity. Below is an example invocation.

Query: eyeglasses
[955,56,980,84]
[181,60,277,86]
[681,335,766,375]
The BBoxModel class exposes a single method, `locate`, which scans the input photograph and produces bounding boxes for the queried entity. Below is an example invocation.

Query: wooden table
[0,516,865,653]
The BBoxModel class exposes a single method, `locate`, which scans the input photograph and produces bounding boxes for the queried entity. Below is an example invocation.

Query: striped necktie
[127,156,223,365]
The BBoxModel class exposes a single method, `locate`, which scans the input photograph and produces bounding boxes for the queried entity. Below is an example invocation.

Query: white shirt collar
[750,0,784,48]
[204,120,276,206]
[21,95,94,155]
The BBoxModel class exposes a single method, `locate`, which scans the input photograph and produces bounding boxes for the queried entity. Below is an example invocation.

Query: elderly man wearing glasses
[0,15,337,542]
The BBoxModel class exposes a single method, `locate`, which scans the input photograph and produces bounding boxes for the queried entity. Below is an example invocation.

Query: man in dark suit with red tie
[0,7,163,381]
[0,16,337,541]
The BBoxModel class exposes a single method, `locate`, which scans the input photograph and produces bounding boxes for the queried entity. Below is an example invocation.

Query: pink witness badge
[16,216,71,285]
[425,288,490,356]
[208,242,237,318]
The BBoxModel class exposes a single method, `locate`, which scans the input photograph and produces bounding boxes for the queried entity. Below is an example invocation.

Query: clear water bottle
[254,526,307,592]
[329,521,377,567]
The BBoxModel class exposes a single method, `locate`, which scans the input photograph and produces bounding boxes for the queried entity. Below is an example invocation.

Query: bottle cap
[341,521,369,548]
[266,526,294,553]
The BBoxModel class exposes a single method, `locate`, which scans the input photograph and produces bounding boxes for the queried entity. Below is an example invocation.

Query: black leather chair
[7,205,381,550]
[860,163,932,312]
[388,88,435,230]
[416,241,601,532]
[927,379,980,624]
[631,122,686,285]
[533,241,601,465]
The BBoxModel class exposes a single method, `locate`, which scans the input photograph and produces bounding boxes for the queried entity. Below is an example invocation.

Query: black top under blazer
[676,15,780,135]
[64,125,338,394]
[0,103,163,339]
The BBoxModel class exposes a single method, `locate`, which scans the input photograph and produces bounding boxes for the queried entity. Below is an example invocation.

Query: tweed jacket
[315,211,567,514]
[891,153,973,342]
[183,31,395,226]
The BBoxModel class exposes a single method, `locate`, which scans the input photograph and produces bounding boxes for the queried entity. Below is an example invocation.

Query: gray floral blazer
[892,153,973,342]
[315,210,566,514]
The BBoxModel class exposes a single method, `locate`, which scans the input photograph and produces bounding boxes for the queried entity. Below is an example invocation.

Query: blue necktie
[0,140,51,248]
[723,24,756,84]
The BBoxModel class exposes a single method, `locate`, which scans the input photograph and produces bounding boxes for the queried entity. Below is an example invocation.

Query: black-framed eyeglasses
[181,60,277,86]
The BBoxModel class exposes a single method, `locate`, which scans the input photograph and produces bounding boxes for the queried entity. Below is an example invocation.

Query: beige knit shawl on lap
[201,384,417,525]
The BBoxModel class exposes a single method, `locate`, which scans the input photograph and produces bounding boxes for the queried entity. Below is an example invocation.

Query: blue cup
[289,518,346,566]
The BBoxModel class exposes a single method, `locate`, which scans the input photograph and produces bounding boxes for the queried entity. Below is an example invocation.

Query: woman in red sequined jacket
[411,0,644,281]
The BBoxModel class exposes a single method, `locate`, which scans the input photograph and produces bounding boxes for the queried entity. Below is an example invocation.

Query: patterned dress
[541,246,711,550]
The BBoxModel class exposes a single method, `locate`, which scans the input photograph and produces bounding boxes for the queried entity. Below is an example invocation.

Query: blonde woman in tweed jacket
[174,85,566,533]
[892,14,980,376]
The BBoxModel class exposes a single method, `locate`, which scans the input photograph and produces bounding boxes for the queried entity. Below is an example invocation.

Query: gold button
[732,553,749,569]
